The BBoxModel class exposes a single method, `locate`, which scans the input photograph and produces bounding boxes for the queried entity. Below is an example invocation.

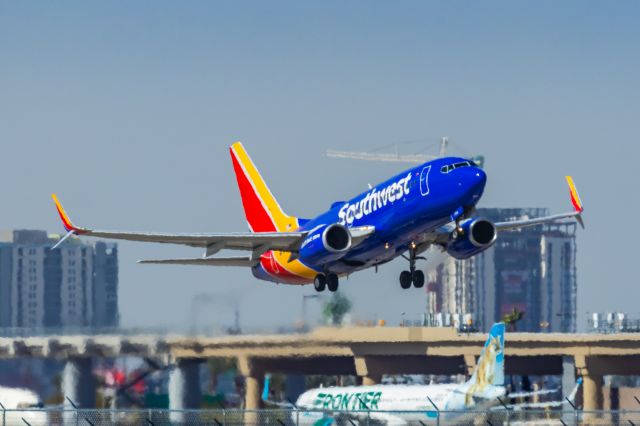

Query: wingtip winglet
[52,194,74,232]
[565,176,584,213]
[51,194,85,234]
[565,176,585,229]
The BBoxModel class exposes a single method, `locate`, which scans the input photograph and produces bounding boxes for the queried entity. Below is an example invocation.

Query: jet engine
[298,223,352,265]
[446,218,497,260]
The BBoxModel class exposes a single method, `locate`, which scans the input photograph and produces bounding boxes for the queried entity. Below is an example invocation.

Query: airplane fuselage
[295,383,505,424]
[253,157,487,284]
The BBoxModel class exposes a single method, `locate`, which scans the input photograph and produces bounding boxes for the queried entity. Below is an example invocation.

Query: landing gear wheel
[412,270,425,288]
[400,243,427,290]
[399,271,412,289]
[327,273,339,292]
[314,274,326,292]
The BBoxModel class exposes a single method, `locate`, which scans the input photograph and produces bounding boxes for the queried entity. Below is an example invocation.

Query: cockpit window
[440,161,474,174]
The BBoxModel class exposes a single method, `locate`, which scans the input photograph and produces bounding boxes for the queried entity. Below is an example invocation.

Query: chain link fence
[3,408,640,425]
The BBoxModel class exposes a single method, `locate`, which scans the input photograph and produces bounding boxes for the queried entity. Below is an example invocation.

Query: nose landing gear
[399,245,426,289]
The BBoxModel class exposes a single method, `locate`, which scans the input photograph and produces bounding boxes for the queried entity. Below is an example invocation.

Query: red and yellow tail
[229,142,300,233]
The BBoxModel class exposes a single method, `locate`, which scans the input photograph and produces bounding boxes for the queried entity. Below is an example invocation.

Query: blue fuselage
[253,157,487,283]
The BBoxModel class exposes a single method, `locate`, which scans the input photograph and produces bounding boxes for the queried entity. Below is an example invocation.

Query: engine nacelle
[446,218,497,260]
[298,223,352,265]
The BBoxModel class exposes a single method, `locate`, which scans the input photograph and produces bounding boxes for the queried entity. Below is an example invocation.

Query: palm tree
[323,292,352,326]
[502,307,524,331]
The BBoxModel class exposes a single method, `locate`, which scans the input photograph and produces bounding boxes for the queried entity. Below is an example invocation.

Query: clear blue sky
[1,1,638,331]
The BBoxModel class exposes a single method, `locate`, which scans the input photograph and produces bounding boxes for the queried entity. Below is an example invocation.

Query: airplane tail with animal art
[458,322,506,407]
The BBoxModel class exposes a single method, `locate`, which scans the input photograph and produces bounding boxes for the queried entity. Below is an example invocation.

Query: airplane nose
[459,167,486,200]
[474,168,487,187]
[472,168,487,198]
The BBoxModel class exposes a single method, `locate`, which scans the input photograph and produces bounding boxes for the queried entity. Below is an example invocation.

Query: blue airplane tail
[262,374,271,402]
[466,322,505,388]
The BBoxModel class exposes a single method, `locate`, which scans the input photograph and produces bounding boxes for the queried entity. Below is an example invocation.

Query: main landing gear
[399,246,425,290]
[314,273,339,292]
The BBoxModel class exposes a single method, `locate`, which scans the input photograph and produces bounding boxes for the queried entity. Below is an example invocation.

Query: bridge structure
[2,327,640,417]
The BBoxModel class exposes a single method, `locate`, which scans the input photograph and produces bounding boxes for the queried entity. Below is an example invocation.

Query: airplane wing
[494,211,582,231]
[423,176,584,249]
[494,176,584,231]
[138,256,257,267]
[51,194,306,256]
[499,378,583,411]
[507,388,559,399]
[51,195,376,260]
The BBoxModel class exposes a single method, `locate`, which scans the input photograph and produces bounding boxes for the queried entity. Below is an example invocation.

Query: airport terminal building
[0,230,119,331]
[426,208,577,332]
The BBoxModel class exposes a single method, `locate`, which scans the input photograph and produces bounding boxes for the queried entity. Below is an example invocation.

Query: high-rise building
[0,230,118,330]
[426,208,577,332]
[92,242,119,328]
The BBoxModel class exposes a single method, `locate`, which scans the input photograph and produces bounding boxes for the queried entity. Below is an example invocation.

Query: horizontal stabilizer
[138,256,257,267]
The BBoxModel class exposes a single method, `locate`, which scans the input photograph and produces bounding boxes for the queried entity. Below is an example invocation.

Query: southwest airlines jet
[51,142,584,292]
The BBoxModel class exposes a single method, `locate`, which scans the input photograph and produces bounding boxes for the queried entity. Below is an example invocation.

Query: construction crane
[325,137,484,167]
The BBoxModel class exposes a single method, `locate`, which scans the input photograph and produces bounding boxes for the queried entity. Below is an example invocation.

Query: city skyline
[0,230,118,330]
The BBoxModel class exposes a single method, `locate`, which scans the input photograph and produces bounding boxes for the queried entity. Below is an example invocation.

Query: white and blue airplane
[263,323,582,425]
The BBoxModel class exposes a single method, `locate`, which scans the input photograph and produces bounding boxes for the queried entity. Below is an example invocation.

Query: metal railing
[3,407,640,425]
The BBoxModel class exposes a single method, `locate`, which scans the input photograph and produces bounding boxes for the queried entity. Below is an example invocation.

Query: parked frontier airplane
[51,142,584,292]
[263,323,583,425]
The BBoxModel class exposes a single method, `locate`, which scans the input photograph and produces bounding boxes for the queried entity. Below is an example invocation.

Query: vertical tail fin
[229,142,299,233]
[566,377,583,403]
[262,374,271,402]
[467,323,505,388]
